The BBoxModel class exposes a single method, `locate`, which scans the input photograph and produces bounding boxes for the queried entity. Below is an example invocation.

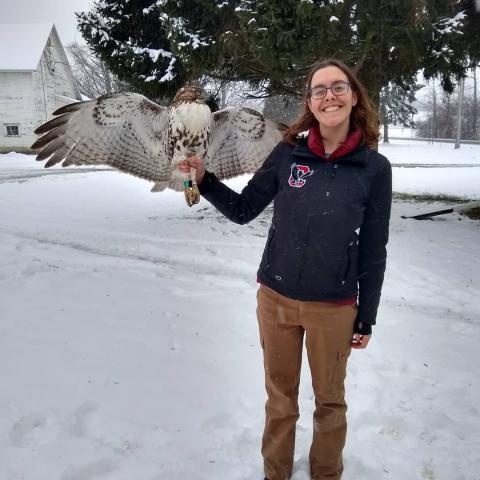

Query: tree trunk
[380,86,389,143]
[103,63,113,94]
[383,122,389,143]
[431,83,437,141]
[219,83,228,109]
[455,77,465,149]
[473,67,478,139]
[444,95,451,139]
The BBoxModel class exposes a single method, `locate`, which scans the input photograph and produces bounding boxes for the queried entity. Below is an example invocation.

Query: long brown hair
[284,59,379,148]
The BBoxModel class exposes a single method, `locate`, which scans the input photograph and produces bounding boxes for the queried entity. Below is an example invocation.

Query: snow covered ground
[1,141,479,480]
[381,139,480,200]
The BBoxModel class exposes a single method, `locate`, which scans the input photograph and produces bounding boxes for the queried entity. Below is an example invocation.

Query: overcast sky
[0,0,93,45]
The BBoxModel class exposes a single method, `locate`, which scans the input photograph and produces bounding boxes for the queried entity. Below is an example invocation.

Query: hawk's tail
[151,182,168,192]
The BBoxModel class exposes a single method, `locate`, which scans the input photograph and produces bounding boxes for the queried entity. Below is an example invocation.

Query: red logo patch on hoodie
[288,163,314,188]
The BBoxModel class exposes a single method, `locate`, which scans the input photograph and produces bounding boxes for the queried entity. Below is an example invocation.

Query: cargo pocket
[331,351,350,386]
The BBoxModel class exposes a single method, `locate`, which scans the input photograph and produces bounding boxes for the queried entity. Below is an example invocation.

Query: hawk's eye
[196,91,201,96]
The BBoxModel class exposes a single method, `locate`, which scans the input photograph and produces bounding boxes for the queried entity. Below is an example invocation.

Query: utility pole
[431,82,437,142]
[454,77,465,149]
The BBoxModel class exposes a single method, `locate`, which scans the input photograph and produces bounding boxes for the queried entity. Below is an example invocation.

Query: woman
[178,59,392,480]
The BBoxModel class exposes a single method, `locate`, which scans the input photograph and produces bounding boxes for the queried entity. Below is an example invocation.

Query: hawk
[31,86,284,206]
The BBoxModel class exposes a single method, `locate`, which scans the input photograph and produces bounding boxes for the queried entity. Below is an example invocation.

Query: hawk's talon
[184,185,200,206]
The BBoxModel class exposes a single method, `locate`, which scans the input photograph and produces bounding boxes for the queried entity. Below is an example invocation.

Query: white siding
[0,71,38,150]
[0,25,81,153]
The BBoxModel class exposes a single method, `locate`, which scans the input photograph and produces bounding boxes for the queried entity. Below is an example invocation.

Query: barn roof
[0,23,55,71]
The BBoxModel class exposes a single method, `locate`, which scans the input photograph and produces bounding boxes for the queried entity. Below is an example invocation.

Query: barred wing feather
[32,92,171,183]
[205,107,283,180]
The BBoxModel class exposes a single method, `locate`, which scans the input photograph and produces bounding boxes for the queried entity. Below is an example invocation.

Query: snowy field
[382,139,480,200]
[1,140,479,480]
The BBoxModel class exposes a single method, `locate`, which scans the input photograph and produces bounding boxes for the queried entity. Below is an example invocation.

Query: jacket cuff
[354,319,372,335]
[197,171,218,195]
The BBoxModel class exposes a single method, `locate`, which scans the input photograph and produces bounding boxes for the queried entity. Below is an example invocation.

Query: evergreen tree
[380,83,419,128]
[76,0,223,99]
[77,0,479,104]
[379,81,420,142]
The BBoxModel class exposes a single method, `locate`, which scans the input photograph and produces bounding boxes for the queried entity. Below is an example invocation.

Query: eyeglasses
[309,81,351,99]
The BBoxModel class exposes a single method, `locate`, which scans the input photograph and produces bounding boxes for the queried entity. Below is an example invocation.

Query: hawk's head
[173,86,209,106]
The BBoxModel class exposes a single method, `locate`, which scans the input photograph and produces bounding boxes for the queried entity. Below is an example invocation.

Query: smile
[322,106,341,112]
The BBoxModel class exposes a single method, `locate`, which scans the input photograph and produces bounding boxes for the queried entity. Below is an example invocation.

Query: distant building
[0,23,81,153]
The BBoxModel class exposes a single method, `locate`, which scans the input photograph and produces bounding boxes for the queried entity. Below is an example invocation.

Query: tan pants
[256,285,357,480]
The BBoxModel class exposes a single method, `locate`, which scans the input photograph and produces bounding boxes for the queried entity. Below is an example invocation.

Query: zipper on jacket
[265,224,276,267]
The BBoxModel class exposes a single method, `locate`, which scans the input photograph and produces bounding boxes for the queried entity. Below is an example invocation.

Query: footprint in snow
[379,426,403,440]
[291,455,310,479]
[60,459,116,480]
[202,413,234,431]
[66,401,98,437]
[8,412,57,446]
[421,465,435,479]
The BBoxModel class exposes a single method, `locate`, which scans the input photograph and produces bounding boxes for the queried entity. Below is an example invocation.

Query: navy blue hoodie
[198,137,392,334]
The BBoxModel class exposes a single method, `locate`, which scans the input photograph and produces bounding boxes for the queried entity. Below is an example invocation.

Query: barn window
[6,125,20,136]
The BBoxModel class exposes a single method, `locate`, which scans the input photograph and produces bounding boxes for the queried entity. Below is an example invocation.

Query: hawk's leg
[183,168,200,207]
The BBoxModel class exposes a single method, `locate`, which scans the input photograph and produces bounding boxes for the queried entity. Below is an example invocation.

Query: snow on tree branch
[142,0,168,15]
[434,11,466,36]
[430,11,466,63]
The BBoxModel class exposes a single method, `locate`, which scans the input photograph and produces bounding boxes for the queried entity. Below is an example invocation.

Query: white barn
[0,23,81,153]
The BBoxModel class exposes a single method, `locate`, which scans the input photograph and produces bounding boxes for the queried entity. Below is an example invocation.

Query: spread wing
[205,107,283,180]
[31,92,171,183]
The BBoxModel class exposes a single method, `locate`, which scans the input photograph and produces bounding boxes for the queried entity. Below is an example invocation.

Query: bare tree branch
[67,42,131,99]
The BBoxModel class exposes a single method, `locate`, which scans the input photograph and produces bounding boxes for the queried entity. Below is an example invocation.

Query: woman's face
[307,66,358,133]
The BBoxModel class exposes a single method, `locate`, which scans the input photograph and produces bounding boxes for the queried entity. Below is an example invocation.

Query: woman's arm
[356,157,393,334]
[178,144,281,225]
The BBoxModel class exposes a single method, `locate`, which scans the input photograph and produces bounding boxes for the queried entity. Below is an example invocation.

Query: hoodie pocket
[339,234,359,286]
[265,224,276,268]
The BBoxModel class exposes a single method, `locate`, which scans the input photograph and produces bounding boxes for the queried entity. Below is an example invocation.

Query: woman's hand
[176,155,206,185]
[351,333,371,349]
